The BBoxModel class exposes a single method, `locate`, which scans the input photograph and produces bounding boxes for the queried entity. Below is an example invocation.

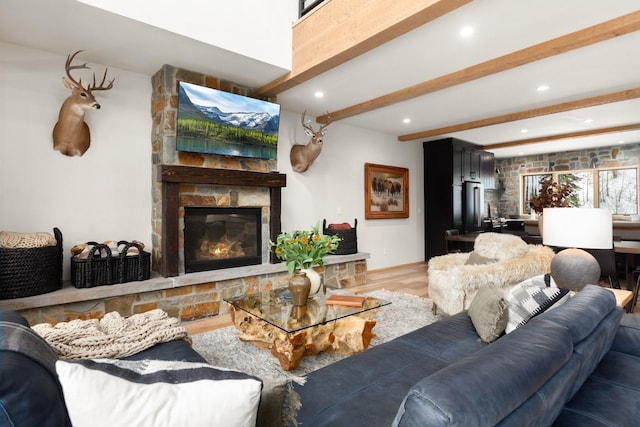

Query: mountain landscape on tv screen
[177,82,279,160]
[178,86,280,132]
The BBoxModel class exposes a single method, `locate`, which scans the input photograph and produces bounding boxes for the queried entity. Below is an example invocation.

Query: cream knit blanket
[33,309,189,360]
[0,231,56,248]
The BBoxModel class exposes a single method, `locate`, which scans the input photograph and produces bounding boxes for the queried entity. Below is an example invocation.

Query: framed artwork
[364,163,409,219]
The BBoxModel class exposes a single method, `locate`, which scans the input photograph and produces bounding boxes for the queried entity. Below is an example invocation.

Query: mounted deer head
[290,111,331,173]
[52,50,114,157]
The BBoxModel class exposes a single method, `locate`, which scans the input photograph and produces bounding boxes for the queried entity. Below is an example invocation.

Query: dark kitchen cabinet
[463,148,482,182]
[452,144,463,184]
[450,142,493,186]
[480,150,496,189]
[423,137,495,260]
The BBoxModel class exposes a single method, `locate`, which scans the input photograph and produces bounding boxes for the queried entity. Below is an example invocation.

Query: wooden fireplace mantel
[158,165,287,277]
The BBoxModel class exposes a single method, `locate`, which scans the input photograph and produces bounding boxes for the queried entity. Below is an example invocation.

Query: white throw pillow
[56,359,262,427]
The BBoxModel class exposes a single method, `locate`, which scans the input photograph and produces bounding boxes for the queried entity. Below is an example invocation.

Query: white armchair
[428,232,555,315]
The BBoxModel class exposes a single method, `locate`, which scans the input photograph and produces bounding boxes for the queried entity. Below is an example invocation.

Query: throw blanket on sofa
[33,309,189,360]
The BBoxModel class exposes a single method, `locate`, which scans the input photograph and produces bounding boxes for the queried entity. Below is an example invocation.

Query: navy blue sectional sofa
[294,285,640,426]
[2,285,639,426]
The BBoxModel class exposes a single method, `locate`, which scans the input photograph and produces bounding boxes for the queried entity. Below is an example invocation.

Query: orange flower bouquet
[270,223,341,275]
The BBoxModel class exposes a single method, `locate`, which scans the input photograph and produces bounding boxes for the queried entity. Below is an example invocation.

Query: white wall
[75,0,297,69]
[0,42,152,279]
[0,42,425,281]
[277,110,425,270]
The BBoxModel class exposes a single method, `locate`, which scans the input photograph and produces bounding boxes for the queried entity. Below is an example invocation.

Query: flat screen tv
[176,81,280,160]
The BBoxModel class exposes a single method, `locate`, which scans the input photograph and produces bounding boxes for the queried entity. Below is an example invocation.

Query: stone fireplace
[155,164,285,277]
[151,65,285,277]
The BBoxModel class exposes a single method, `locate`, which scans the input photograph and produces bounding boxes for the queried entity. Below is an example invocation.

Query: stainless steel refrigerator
[463,181,484,233]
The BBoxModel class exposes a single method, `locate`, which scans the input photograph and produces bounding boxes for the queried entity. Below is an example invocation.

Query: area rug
[190,289,439,381]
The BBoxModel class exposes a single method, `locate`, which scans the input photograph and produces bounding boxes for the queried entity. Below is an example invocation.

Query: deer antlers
[64,50,115,93]
[301,111,331,136]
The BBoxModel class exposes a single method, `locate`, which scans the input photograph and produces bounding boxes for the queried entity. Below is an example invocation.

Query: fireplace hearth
[184,207,262,273]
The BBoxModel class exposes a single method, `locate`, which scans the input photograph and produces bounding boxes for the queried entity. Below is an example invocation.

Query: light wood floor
[184,262,429,335]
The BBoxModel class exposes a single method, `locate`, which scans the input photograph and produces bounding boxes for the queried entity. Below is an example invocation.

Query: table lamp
[542,208,612,290]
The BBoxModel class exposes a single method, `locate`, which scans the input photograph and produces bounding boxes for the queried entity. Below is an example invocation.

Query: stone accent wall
[150,65,277,274]
[324,259,368,288]
[17,259,368,325]
[22,281,228,325]
[496,143,640,216]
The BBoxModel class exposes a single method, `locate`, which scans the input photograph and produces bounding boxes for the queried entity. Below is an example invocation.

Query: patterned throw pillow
[504,274,570,333]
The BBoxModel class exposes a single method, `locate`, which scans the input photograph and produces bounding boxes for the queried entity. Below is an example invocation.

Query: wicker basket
[323,219,358,255]
[0,228,63,299]
[71,240,150,288]
[117,241,151,283]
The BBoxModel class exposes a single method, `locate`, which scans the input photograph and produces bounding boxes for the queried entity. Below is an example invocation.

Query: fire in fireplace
[183,207,262,273]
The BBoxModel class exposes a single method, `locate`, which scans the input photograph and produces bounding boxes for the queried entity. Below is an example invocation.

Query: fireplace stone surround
[157,164,286,277]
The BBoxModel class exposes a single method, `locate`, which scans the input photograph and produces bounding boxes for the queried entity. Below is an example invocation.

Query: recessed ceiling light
[584,118,594,124]
[403,118,411,124]
[459,26,474,38]
[314,91,324,98]
[537,84,550,92]
[521,129,528,133]
[619,140,626,144]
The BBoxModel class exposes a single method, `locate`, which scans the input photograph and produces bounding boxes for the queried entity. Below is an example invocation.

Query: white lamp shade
[542,208,612,249]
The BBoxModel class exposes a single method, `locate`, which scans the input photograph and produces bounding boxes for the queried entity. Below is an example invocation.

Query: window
[558,172,592,208]
[521,174,551,214]
[599,168,638,214]
[520,167,639,215]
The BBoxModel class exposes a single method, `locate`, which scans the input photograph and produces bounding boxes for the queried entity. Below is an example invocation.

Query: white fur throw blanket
[473,232,529,261]
[428,243,555,315]
[33,309,189,360]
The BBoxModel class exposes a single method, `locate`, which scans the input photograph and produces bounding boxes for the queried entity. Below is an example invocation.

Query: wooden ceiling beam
[257,0,470,97]
[317,10,640,125]
[482,123,640,150]
[399,88,640,141]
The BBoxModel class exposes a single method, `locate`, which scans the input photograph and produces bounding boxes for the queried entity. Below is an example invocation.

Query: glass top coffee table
[224,290,390,370]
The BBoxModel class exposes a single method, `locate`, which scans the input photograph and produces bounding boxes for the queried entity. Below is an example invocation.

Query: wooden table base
[230,305,378,370]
